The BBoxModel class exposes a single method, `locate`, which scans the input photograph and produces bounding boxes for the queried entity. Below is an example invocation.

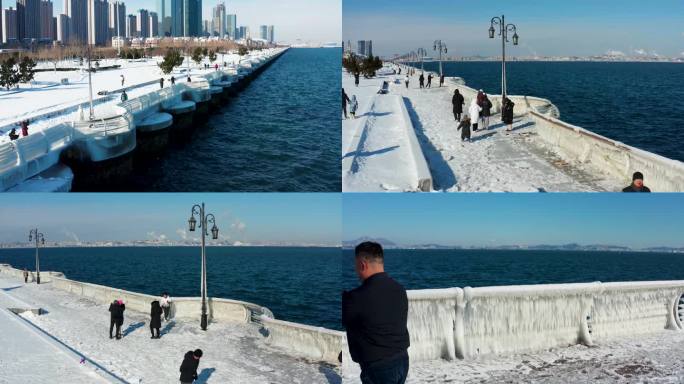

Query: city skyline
[2,0,340,43]
[0,194,341,246]
[343,194,684,249]
[343,0,684,58]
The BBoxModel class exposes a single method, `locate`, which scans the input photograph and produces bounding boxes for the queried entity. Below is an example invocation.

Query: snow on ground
[343,66,622,192]
[343,330,684,383]
[0,276,339,384]
[0,54,242,141]
[342,74,422,192]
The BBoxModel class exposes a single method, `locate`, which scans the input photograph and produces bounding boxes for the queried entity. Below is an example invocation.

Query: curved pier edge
[0,263,342,366]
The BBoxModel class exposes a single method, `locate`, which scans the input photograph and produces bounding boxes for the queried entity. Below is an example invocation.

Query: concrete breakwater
[0,48,289,192]
[400,281,684,363]
[0,264,344,365]
[398,63,684,191]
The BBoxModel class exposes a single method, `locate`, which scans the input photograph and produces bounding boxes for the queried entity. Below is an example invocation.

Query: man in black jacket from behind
[343,242,410,384]
[179,349,202,383]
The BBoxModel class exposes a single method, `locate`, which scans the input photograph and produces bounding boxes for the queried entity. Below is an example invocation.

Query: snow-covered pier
[0,48,288,192]
[342,64,684,192]
[0,264,343,383]
[343,281,684,383]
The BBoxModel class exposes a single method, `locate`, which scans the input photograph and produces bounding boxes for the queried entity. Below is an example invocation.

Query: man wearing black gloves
[342,242,410,384]
[179,349,203,383]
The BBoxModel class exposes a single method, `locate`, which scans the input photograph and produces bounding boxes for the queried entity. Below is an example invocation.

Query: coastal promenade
[0,265,342,383]
[342,64,684,192]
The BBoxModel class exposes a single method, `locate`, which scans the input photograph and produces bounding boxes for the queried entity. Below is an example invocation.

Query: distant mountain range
[342,238,684,253]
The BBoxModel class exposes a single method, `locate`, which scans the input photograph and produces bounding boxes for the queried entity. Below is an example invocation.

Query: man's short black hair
[355,241,384,263]
[194,349,203,358]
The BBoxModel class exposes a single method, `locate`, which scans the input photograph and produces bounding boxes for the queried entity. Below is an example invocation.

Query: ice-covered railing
[71,106,134,138]
[529,111,684,191]
[404,281,684,362]
[119,84,183,120]
[0,123,73,191]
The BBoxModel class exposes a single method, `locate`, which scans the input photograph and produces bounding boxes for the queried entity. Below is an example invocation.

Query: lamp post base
[36,274,40,285]
[201,314,208,330]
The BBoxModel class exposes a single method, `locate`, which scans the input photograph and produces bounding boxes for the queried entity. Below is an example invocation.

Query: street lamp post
[87,44,94,120]
[188,202,219,331]
[433,40,447,86]
[489,15,519,99]
[28,229,45,284]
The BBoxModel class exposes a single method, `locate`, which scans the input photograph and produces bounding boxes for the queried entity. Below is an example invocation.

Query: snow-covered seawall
[0,264,343,365]
[404,281,684,362]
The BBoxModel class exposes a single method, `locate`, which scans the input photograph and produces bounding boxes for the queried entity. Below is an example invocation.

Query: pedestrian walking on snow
[170,76,176,85]
[23,268,28,283]
[419,73,425,89]
[452,90,465,121]
[120,74,125,87]
[120,90,128,102]
[480,93,493,130]
[502,97,515,132]
[19,120,29,137]
[150,301,163,339]
[179,349,203,384]
[427,74,432,88]
[405,75,409,89]
[160,78,165,88]
[457,115,472,142]
[476,90,485,107]
[440,74,445,87]
[8,128,19,141]
[354,73,360,87]
[469,99,482,131]
[342,88,351,119]
[109,299,125,340]
[160,292,171,321]
[350,95,359,119]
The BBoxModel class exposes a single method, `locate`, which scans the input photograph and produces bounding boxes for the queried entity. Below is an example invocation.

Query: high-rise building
[0,0,3,43]
[40,0,54,40]
[182,0,200,37]
[87,0,108,45]
[211,2,225,37]
[170,0,182,36]
[259,25,267,40]
[267,25,274,43]
[202,19,209,37]
[57,13,70,42]
[357,40,373,57]
[65,0,88,44]
[137,9,149,38]
[157,0,171,36]
[126,13,136,38]
[17,0,41,40]
[226,13,235,39]
[367,40,373,57]
[238,25,248,40]
[2,7,18,44]
[149,12,158,37]
[108,1,125,41]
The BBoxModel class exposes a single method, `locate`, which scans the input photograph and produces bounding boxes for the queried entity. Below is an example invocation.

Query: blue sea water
[0,246,343,330]
[342,249,684,291]
[411,61,684,162]
[127,48,342,192]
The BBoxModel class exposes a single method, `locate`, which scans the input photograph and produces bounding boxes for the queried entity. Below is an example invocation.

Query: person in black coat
[418,73,425,89]
[342,88,351,119]
[150,301,163,339]
[452,90,464,121]
[481,94,493,130]
[622,172,651,192]
[427,74,432,88]
[502,97,515,131]
[457,115,472,142]
[343,242,410,384]
[108,300,125,340]
[439,74,445,87]
[179,349,203,384]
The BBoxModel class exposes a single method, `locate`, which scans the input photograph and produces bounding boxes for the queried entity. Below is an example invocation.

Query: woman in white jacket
[160,292,171,321]
[468,98,482,132]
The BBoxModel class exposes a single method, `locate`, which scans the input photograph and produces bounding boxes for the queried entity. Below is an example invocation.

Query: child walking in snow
[457,116,472,142]
[349,95,358,119]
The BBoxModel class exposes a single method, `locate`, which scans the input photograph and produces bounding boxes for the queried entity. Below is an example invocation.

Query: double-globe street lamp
[433,40,448,85]
[188,202,219,331]
[489,15,519,99]
[28,229,45,284]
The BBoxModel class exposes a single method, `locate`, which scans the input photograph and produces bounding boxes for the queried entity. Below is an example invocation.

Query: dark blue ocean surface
[130,48,341,192]
[342,249,684,291]
[410,61,684,162]
[0,246,343,330]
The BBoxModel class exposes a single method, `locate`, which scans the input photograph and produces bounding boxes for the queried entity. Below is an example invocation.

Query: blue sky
[4,0,341,43]
[343,194,684,248]
[343,0,684,57]
[0,194,341,245]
